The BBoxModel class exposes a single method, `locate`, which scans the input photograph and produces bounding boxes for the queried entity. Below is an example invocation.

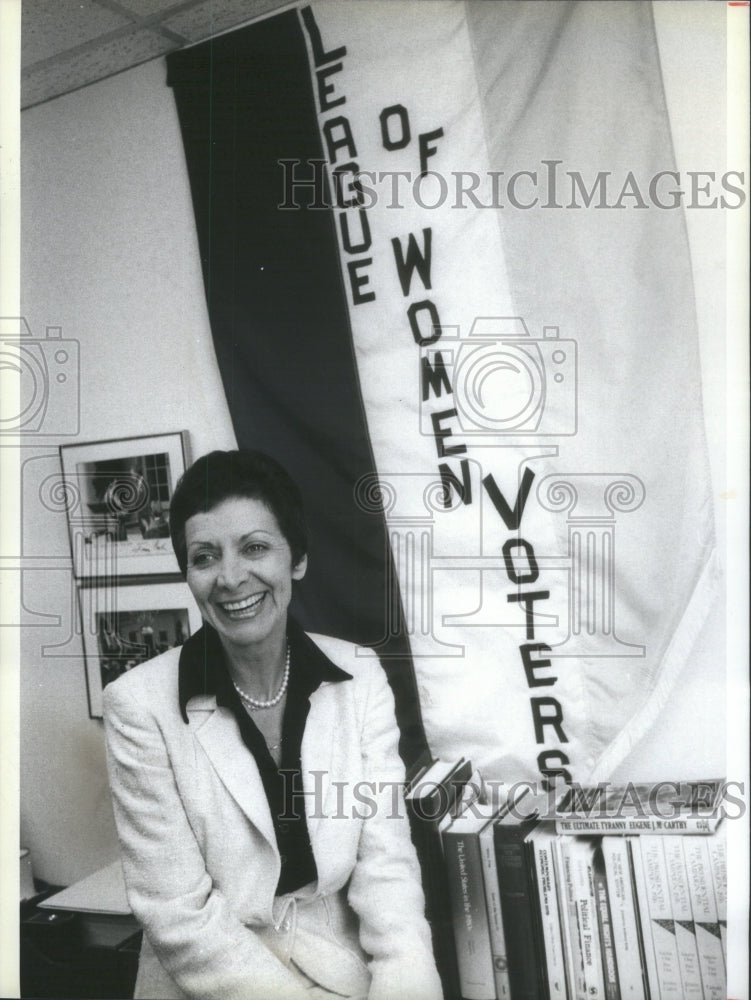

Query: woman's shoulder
[304,633,400,741]
[303,631,387,705]
[304,631,379,673]
[102,645,181,710]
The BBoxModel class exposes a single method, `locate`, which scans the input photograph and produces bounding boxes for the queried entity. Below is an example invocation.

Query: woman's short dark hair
[169,450,308,575]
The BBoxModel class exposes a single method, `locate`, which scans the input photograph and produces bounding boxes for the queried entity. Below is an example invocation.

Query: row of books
[405,761,728,1000]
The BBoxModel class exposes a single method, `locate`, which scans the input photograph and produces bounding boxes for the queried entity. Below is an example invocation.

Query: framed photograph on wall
[60,432,189,580]
[80,581,202,718]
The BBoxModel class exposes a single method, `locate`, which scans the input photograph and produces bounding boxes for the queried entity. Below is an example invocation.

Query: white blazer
[103,630,443,1000]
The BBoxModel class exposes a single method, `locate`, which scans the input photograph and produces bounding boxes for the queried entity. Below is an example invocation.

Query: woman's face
[184,496,306,654]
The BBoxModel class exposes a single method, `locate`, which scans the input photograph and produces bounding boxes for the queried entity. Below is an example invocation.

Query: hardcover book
[682,837,726,1000]
[493,793,552,1000]
[551,835,583,1000]
[628,836,662,1000]
[406,757,473,999]
[662,835,703,998]
[636,837,683,999]
[601,837,647,1000]
[528,824,567,1000]
[592,845,620,1000]
[442,810,498,1000]
[705,825,727,962]
[477,811,513,1000]
[559,836,606,1000]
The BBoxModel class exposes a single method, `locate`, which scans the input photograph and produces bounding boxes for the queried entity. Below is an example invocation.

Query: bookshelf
[409,766,729,1000]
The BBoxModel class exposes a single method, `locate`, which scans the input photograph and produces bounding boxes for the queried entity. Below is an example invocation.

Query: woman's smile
[219,592,266,617]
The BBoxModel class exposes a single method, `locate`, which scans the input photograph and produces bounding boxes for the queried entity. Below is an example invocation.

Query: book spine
[443,830,496,1000]
[494,823,544,1000]
[682,837,726,1000]
[637,837,683,999]
[601,838,647,1000]
[661,836,703,998]
[706,827,727,963]
[551,836,579,1000]
[592,847,621,1000]
[627,837,661,1000]
[479,823,512,1000]
[556,837,588,1000]
[531,832,567,1000]
[572,840,606,1000]
[407,805,462,1000]
[558,838,605,1000]
[556,817,720,836]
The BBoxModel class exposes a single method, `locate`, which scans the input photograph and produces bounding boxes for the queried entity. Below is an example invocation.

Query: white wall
[20,57,236,884]
[18,4,733,884]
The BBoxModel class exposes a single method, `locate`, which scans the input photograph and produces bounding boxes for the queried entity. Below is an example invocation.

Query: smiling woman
[102,450,442,1000]
[184,496,307,695]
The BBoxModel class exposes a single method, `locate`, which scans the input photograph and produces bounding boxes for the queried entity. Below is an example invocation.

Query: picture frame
[80,581,202,718]
[59,432,190,580]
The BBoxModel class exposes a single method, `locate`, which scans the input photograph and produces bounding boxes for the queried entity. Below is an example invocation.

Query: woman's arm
[103,678,312,1000]
[346,660,444,1000]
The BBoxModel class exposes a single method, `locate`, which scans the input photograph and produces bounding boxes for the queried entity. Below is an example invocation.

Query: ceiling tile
[106,0,206,17]
[22,26,174,108]
[20,0,292,108]
[22,0,131,68]
[163,0,289,44]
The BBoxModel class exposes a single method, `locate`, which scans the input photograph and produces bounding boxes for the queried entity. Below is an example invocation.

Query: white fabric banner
[300,0,719,784]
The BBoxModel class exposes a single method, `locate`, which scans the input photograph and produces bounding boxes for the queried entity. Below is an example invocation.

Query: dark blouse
[177,618,352,894]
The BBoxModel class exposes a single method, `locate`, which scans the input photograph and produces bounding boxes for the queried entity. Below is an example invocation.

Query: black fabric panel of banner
[166,12,428,766]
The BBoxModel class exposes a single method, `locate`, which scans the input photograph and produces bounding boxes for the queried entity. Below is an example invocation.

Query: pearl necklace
[232,642,290,711]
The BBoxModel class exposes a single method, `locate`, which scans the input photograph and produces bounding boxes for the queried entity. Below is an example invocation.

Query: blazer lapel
[301,682,338,847]
[189,698,277,850]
